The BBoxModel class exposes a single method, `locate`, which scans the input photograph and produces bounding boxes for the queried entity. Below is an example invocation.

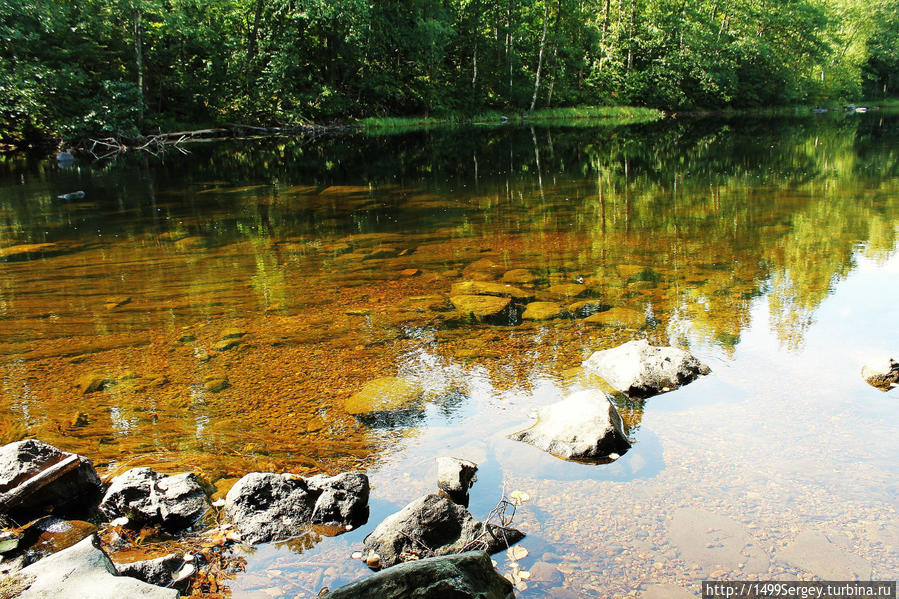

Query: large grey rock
[582,339,710,398]
[224,471,369,544]
[508,390,631,462]
[16,534,178,599]
[99,468,210,532]
[436,457,478,505]
[0,439,101,519]
[114,553,182,587]
[861,358,898,391]
[363,493,524,568]
[322,551,514,599]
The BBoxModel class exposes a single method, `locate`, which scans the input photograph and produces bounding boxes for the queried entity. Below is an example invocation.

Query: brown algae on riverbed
[1,120,898,597]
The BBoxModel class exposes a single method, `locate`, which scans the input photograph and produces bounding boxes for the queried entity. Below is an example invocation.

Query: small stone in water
[351,551,363,560]
[212,498,226,508]
[507,546,529,561]
[365,552,381,569]
[110,517,129,527]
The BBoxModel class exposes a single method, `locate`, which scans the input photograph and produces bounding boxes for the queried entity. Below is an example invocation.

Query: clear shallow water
[0,114,897,597]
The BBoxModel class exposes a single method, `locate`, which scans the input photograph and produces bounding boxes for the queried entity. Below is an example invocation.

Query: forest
[1,0,898,144]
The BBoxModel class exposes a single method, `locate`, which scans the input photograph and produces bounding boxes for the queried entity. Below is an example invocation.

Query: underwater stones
[508,390,631,462]
[322,551,514,599]
[450,295,513,322]
[364,247,400,260]
[103,296,131,310]
[0,440,102,519]
[522,302,564,321]
[567,300,611,318]
[99,468,210,532]
[344,376,424,416]
[502,269,537,284]
[172,236,207,251]
[777,529,871,580]
[362,493,525,568]
[220,328,247,340]
[212,339,241,352]
[224,471,369,544]
[77,372,116,394]
[616,264,647,278]
[546,283,589,298]
[436,457,478,505]
[583,306,646,328]
[15,535,178,599]
[450,281,534,300]
[395,295,454,313]
[582,339,711,399]
[861,358,898,391]
[203,377,229,393]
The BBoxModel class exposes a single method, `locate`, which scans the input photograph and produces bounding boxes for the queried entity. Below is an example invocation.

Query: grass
[359,105,665,134]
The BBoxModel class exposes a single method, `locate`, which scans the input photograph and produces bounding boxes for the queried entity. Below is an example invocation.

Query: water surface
[0,114,897,597]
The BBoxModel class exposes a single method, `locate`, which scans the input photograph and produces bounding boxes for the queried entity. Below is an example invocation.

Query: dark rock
[508,390,631,462]
[224,471,369,544]
[436,457,478,505]
[99,468,210,532]
[582,339,710,398]
[16,534,178,599]
[307,472,370,526]
[862,358,899,391]
[0,439,102,519]
[114,553,183,587]
[362,493,525,568]
[56,152,76,165]
[322,551,514,599]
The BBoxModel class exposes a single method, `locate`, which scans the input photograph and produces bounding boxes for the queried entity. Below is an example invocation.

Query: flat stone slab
[16,535,178,599]
[668,508,768,575]
[777,529,871,580]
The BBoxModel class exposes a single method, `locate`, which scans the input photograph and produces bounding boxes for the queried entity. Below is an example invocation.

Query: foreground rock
[508,390,631,462]
[363,493,524,568]
[436,457,478,505]
[114,553,184,587]
[15,535,178,599]
[344,376,424,416]
[582,339,710,398]
[450,294,514,322]
[99,468,210,532]
[0,439,102,519]
[224,471,369,543]
[322,551,514,599]
[862,358,898,391]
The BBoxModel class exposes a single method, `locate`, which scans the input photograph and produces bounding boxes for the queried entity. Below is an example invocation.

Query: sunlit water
[0,114,897,597]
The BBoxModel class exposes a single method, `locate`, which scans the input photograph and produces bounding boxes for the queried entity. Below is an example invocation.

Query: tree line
[1,0,897,144]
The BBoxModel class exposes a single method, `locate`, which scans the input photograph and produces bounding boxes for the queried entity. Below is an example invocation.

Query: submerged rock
[522,301,564,321]
[450,295,513,322]
[322,551,514,599]
[450,281,534,300]
[861,358,898,391]
[508,390,631,462]
[344,376,424,416]
[15,535,178,599]
[224,471,369,544]
[0,243,59,262]
[546,283,589,298]
[583,306,646,328]
[501,269,537,284]
[567,300,611,318]
[582,339,711,398]
[436,457,478,505]
[99,468,210,532]
[362,493,524,568]
[0,439,102,519]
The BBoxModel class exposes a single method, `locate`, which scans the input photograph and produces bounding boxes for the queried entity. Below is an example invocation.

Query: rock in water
[0,439,102,519]
[450,295,514,323]
[522,301,564,321]
[362,493,524,568]
[321,551,514,599]
[508,390,631,462]
[582,339,710,398]
[16,535,178,599]
[99,468,210,532]
[224,471,369,544]
[436,457,478,505]
[56,191,85,200]
[862,358,899,391]
[344,376,424,416]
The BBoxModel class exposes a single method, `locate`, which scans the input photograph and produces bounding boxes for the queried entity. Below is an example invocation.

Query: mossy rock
[344,376,424,415]
[501,269,537,284]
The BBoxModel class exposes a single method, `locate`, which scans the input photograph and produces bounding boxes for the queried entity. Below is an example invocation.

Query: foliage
[0,0,897,144]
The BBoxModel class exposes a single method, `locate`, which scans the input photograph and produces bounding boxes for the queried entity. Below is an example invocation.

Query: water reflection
[0,115,898,596]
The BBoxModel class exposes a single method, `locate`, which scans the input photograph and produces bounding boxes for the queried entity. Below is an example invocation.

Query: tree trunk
[529,1,550,112]
[134,1,144,129]
[626,0,635,72]
[247,0,264,86]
